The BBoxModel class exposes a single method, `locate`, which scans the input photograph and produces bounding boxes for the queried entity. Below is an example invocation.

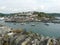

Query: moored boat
[44,23,49,26]
[21,23,26,25]
[31,24,35,26]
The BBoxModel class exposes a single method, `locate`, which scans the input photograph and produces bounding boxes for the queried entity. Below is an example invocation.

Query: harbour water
[0,20,60,38]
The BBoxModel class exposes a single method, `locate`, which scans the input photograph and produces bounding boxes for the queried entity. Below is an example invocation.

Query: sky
[0,0,60,13]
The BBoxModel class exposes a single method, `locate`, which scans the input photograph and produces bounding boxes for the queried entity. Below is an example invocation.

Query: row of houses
[4,12,39,22]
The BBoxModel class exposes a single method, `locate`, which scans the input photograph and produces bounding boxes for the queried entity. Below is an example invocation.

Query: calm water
[0,20,60,38]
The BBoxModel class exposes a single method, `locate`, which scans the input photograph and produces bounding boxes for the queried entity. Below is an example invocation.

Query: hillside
[47,13,60,17]
[0,12,60,17]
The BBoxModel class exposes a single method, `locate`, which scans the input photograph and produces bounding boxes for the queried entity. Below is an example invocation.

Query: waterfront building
[4,12,38,22]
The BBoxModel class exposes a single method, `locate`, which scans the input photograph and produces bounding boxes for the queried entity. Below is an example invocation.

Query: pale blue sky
[0,0,60,13]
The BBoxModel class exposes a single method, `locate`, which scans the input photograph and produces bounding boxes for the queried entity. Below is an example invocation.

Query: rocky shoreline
[0,29,60,45]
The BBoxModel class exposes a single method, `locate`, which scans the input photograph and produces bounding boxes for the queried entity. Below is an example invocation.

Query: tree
[38,12,47,17]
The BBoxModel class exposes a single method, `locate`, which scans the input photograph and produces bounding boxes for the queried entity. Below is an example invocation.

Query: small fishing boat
[21,23,26,25]
[0,17,4,21]
[31,24,35,26]
[13,23,16,25]
[44,23,49,26]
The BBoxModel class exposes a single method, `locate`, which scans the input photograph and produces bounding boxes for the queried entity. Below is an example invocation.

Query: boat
[0,17,4,21]
[21,23,26,25]
[31,24,35,26]
[44,23,49,26]
[13,23,16,25]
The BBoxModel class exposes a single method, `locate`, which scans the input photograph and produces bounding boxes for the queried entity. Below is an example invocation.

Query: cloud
[40,5,45,10]
[0,6,6,10]
[0,0,60,13]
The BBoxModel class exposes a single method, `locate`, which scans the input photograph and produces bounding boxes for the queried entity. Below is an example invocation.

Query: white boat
[44,23,49,26]
[0,17,4,20]
[21,23,26,25]
[31,24,35,26]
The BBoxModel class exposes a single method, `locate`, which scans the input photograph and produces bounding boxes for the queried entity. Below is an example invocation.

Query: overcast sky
[0,0,60,13]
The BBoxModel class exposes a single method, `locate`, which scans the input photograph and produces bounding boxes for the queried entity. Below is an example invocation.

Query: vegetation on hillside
[0,12,60,17]
[33,11,55,19]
